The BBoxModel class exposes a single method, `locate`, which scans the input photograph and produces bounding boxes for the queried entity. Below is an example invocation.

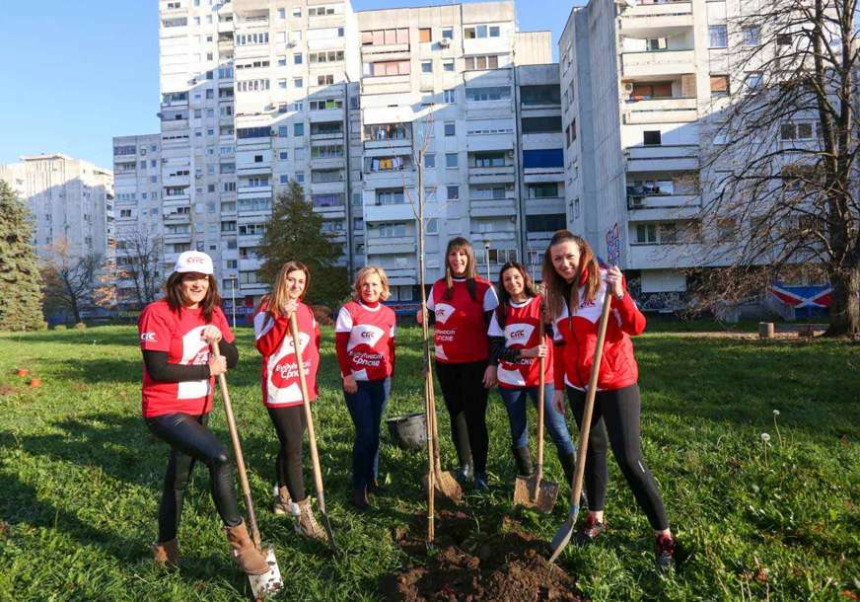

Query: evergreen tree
[0,181,44,330]
[259,181,349,306]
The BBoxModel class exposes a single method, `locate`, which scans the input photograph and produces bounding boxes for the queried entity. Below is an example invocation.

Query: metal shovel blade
[248,547,284,600]
[514,474,559,514]
[548,504,580,564]
[422,470,463,505]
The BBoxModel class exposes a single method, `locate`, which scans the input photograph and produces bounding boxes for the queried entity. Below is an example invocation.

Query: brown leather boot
[295,498,327,541]
[273,485,293,516]
[152,539,178,568]
[224,521,269,575]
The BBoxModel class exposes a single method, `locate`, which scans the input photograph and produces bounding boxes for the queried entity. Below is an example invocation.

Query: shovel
[210,343,283,599]
[288,312,338,554]
[513,321,559,513]
[422,368,464,505]
[548,286,614,563]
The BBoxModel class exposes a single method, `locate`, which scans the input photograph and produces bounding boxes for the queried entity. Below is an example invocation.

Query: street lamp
[483,239,491,281]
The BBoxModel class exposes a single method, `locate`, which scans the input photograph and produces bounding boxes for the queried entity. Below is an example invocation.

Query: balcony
[621,49,695,78]
[469,198,516,218]
[239,257,263,271]
[364,202,420,223]
[468,165,516,185]
[626,145,699,172]
[619,2,694,35]
[628,242,706,270]
[366,237,416,255]
[623,97,697,124]
[627,194,701,221]
[361,74,411,95]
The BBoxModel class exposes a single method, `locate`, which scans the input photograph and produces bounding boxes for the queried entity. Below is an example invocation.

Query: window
[294,123,305,136]
[419,28,432,43]
[522,149,564,168]
[709,25,728,48]
[780,122,816,141]
[473,152,506,167]
[776,33,792,46]
[636,224,657,244]
[710,75,730,96]
[443,89,456,103]
[526,214,566,232]
[442,27,454,39]
[443,60,454,72]
[742,25,761,46]
[643,130,662,146]
[364,60,411,77]
[424,154,436,168]
[444,122,456,137]
[361,28,409,46]
[376,188,405,205]
[465,86,510,102]
[220,220,237,232]
[292,7,301,17]
[421,60,433,73]
[521,85,560,106]
[364,123,411,141]
[294,77,303,88]
[528,183,559,198]
[521,116,562,133]
[294,53,303,64]
[317,74,335,85]
[445,153,458,168]
[465,55,500,70]
[278,8,285,18]
[471,185,507,200]
[646,38,668,51]
[744,72,763,92]
[447,186,459,200]
[464,24,499,39]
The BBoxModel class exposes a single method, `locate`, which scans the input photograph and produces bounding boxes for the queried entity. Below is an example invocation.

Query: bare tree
[41,239,103,323]
[699,0,859,336]
[117,225,163,310]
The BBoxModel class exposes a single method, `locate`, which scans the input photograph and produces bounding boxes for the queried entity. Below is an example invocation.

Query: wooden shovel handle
[568,288,614,508]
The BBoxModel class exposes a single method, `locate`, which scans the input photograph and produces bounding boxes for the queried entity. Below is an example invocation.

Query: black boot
[560,452,589,508]
[512,446,534,477]
[451,412,473,483]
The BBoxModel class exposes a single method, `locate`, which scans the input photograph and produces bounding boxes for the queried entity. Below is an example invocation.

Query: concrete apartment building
[559,0,757,309]
[148,0,561,308]
[0,154,115,265]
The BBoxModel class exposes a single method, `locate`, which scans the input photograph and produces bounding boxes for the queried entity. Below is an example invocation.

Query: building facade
[0,154,114,265]
[149,0,560,308]
[560,0,747,308]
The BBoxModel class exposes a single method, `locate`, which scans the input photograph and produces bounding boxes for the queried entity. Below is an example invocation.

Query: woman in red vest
[543,230,675,572]
[253,261,325,541]
[418,237,499,490]
[335,266,397,510]
[139,251,268,575]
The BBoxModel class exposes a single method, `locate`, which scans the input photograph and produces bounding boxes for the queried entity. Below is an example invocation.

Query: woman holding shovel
[335,266,397,510]
[417,237,498,490]
[544,231,676,572]
[486,261,577,489]
[138,251,269,576]
[253,261,327,541]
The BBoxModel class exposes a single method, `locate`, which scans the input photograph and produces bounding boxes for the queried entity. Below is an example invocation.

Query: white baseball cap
[174,251,214,275]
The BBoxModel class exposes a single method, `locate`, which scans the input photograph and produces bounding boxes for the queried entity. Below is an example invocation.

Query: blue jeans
[344,378,391,490]
[498,384,575,456]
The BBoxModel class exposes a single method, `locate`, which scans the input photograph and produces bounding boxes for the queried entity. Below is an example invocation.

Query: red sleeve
[611,277,646,336]
[553,340,566,390]
[335,331,351,377]
[138,304,172,353]
[254,308,290,356]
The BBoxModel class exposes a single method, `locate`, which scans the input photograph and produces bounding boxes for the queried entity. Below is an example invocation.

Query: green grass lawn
[0,325,858,601]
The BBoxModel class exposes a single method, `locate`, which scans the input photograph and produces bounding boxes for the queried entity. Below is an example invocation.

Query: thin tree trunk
[826,265,860,337]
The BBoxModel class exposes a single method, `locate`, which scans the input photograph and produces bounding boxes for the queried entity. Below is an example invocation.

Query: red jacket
[552,272,646,391]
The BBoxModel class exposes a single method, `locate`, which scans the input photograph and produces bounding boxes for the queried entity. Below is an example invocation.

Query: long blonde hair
[542,231,600,319]
[259,261,311,318]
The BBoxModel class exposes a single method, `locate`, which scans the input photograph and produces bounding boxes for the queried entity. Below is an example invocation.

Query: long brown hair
[542,230,600,319]
[443,237,478,301]
[260,261,311,319]
[165,272,221,322]
[495,261,538,329]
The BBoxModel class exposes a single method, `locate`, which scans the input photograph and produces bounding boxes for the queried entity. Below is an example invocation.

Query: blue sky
[0,0,582,169]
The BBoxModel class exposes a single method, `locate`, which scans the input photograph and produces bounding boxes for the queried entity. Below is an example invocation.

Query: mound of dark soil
[381,511,584,602]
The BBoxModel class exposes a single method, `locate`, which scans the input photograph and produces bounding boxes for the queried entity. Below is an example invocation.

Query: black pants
[435,360,490,474]
[146,413,241,543]
[267,405,307,502]
[567,384,669,531]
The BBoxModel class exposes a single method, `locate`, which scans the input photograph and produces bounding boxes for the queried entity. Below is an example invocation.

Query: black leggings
[267,405,307,502]
[146,413,241,543]
[435,360,490,474]
[567,385,669,531]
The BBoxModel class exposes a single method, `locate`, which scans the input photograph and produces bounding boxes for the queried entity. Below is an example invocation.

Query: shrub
[54,324,67,331]
[74,322,86,330]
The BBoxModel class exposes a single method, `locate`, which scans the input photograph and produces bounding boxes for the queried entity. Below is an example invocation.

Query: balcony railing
[622,49,695,77]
